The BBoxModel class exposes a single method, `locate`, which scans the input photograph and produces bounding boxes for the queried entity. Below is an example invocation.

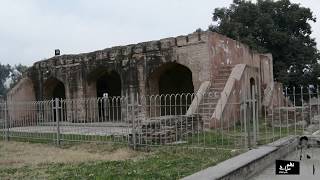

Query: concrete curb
[182,136,298,180]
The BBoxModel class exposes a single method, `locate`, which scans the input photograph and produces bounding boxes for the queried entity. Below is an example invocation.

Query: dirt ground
[0,141,142,168]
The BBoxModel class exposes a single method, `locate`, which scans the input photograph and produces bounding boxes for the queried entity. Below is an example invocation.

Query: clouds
[0,0,319,66]
[291,0,320,46]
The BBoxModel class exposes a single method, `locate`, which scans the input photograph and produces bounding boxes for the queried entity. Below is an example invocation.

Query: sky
[0,0,319,66]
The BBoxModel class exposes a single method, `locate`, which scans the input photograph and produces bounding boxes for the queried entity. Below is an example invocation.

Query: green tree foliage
[9,64,28,88]
[0,63,28,97]
[211,0,320,87]
[0,64,11,97]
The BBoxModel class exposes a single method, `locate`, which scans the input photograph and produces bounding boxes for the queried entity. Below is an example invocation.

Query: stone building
[7,30,276,128]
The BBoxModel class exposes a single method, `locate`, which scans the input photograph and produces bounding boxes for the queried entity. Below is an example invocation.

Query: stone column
[137,63,147,121]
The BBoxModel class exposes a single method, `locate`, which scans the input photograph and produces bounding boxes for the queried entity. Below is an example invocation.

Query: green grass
[2,116,308,151]
[184,130,245,149]
[256,121,304,145]
[0,146,240,180]
[3,121,301,150]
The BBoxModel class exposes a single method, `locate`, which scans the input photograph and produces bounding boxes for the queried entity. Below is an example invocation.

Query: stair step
[212,83,226,88]
[217,72,231,76]
[214,74,229,78]
[199,103,216,107]
[208,87,224,92]
[199,115,214,119]
[220,65,234,68]
[203,99,219,104]
[199,108,215,113]
[203,94,220,99]
[200,103,216,107]
[213,79,228,83]
[201,102,218,105]
[218,67,232,70]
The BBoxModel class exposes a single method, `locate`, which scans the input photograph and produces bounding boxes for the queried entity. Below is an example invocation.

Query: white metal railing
[1,87,320,150]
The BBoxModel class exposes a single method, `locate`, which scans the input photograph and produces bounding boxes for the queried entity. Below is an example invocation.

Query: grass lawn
[0,141,242,180]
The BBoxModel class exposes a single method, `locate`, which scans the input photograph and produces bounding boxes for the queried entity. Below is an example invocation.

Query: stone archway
[147,62,194,95]
[43,77,66,122]
[87,69,122,121]
[96,71,122,98]
[147,63,194,116]
[43,77,66,100]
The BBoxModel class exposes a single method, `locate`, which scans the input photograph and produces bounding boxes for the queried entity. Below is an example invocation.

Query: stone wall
[7,30,275,124]
[6,77,37,126]
[17,31,211,102]
[7,77,36,102]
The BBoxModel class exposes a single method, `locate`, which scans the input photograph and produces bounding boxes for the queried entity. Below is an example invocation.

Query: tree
[9,64,28,88]
[0,63,28,97]
[211,0,320,87]
[0,63,11,97]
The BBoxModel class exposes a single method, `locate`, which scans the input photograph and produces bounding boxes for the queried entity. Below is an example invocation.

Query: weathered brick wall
[12,31,211,101]
[7,31,275,124]
[7,77,36,102]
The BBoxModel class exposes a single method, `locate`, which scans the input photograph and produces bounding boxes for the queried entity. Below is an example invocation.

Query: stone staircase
[198,65,234,128]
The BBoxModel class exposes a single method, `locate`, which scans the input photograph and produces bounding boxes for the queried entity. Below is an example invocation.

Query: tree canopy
[0,64,11,97]
[211,0,320,87]
[0,63,28,97]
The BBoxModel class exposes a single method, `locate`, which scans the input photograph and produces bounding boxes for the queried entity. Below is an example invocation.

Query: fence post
[252,85,257,147]
[4,101,9,141]
[55,98,61,146]
[243,100,248,149]
[131,93,136,150]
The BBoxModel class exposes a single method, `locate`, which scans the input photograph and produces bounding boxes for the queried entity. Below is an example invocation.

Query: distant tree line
[0,63,28,97]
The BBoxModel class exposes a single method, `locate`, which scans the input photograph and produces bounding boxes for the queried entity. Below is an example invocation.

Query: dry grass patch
[0,140,241,179]
[0,141,143,168]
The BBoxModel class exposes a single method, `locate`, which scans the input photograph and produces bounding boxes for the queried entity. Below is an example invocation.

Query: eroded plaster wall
[7,77,36,126]
[7,31,275,123]
[208,33,273,83]
[7,77,36,102]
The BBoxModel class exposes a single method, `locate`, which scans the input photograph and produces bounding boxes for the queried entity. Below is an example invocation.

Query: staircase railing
[211,64,246,126]
[186,81,211,116]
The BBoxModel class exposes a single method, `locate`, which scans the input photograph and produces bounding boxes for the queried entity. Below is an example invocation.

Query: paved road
[251,148,320,180]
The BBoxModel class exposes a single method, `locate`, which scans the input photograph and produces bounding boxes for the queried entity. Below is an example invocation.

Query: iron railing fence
[1,86,320,150]
[259,86,320,146]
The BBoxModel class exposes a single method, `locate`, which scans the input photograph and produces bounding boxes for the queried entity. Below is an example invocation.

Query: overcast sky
[0,0,319,66]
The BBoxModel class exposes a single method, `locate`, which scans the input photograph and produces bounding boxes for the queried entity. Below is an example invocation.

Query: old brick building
[7,31,275,127]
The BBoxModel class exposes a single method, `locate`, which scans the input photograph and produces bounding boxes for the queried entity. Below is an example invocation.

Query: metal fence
[1,86,320,150]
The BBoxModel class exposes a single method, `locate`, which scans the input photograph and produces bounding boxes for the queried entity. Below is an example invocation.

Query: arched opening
[43,78,66,100]
[93,70,122,121]
[250,78,256,99]
[158,64,194,95]
[96,71,121,98]
[148,63,194,116]
[43,78,66,122]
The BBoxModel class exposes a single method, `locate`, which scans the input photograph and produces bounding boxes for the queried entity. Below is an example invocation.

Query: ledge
[182,136,298,180]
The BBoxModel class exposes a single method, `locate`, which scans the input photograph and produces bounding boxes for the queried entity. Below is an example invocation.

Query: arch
[43,77,66,100]
[147,62,194,95]
[43,77,66,122]
[147,62,194,116]
[250,77,256,99]
[87,68,122,121]
[96,71,121,98]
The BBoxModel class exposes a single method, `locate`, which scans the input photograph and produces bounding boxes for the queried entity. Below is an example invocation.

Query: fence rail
[1,86,320,150]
